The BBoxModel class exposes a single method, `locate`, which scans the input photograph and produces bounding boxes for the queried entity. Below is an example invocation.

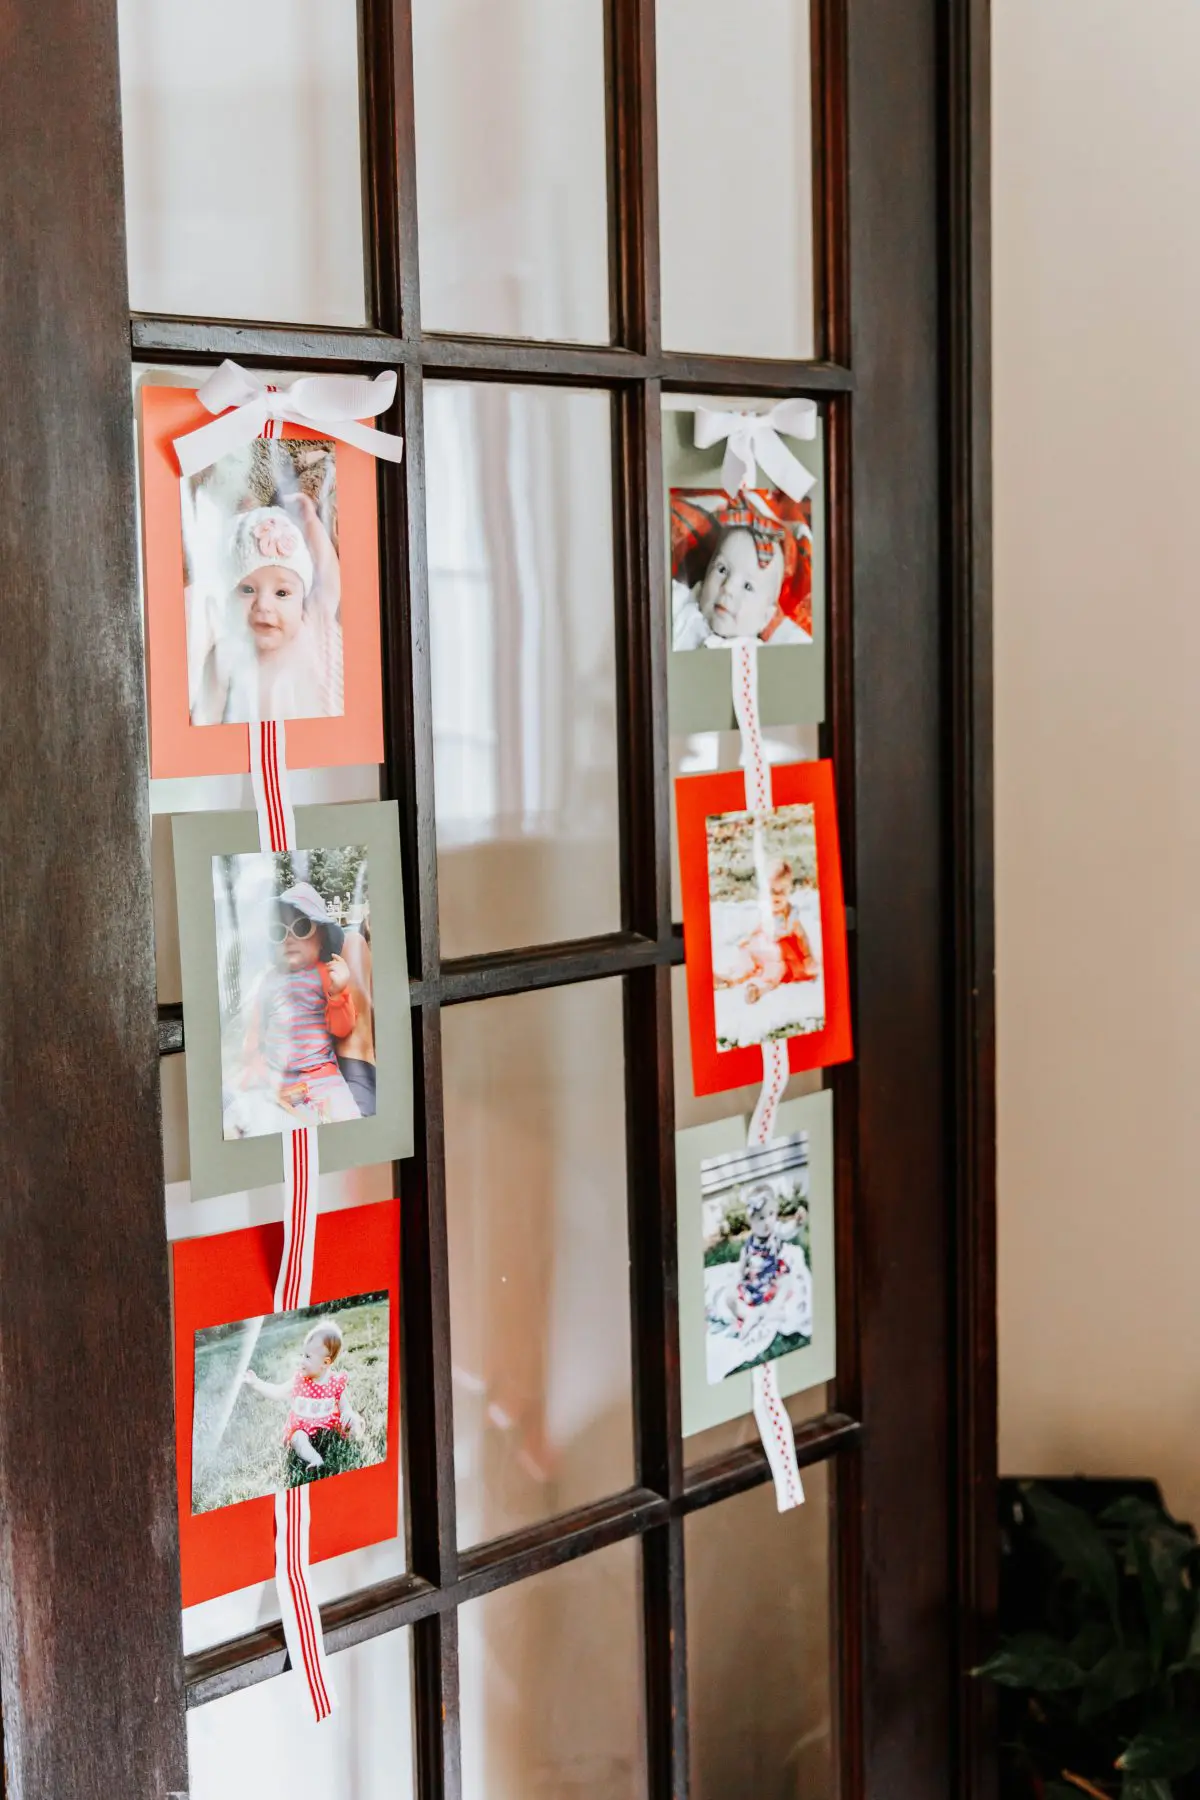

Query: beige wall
[995,0,1200,1524]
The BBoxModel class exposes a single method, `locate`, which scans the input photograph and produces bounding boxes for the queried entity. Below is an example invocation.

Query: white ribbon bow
[173,360,404,477]
[694,399,818,502]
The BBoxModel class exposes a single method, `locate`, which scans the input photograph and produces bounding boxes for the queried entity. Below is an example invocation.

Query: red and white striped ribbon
[731,638,805,1513]
[249,719,297,855]
[250,718,337,1718]
[275,1486,334,1722]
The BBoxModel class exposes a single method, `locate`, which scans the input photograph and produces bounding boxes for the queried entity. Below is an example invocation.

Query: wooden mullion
[440,930,662,1004]
[681,1413,864,1511]
[130,315,411,368]
[157,932,693,1057]
[659,353,853,395]
[606,0,687,1791]
[411,1613,459,1800]
[361,4,458,1797]
[422,337,648,383]
[457,1486,668,1595]
[185,1411,862,1707]
[642,1522,688,1800]
[130,311,854,396]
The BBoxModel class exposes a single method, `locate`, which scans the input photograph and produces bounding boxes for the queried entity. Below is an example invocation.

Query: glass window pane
[118,0,367,324]
[656,0,817,357]
[426,382,623,957]
[444,983,634,1546]
[412,0,611,342]
[687,1466,835,1799]
[187,1628,414,1799]
[459,1540,646,1799]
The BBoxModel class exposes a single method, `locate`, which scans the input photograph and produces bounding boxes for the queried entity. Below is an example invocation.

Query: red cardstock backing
[676,760,853,1096]
[141,384,385,777]
[173,1199,401,1609]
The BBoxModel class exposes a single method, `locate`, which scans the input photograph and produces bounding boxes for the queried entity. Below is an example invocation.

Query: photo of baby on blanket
[183,435,344,726]
[701,1131,814,1383]
[213,844,377,1140]
[671,487,813,650]
[706,801,826,1052]
[190,1291,389,1514]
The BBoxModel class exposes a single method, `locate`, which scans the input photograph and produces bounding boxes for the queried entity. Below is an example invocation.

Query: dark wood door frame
[0,1,994,1796]
[838,0,996,1793]
[0,3,189,1796]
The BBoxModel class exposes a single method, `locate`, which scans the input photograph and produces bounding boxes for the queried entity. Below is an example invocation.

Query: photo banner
[250,717,337,1721]
[733,638,804,1513]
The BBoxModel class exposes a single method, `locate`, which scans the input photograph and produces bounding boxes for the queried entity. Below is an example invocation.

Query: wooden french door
[0,0,993,1796]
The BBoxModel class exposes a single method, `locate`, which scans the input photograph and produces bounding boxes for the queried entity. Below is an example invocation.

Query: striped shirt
[261,967,340,1077]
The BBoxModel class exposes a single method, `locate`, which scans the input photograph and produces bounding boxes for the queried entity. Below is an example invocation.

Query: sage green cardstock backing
[663,406,826,733]
[675,1090,836,1438]
[173,801,414,1201]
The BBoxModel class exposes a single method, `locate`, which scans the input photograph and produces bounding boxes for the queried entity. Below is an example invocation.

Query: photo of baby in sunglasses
[211,845,377,1140]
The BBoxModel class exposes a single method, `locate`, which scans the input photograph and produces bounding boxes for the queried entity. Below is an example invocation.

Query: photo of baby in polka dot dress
[190,1290,389,1514]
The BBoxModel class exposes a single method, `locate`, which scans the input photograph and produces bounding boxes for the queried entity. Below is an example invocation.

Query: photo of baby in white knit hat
[182,437,344,727]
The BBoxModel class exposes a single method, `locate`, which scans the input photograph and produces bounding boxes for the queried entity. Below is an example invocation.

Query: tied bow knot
[693,398,818,503]
[173,360,404,477]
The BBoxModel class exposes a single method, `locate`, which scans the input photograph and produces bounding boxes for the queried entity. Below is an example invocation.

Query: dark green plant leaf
[1072,1618,1119,1672]
[973,1632,1085,1691]
[1118,1715,1200,1779]
[1121,1778,1173,1800]
[1102,1496,1196,1560]
[1170,1600,1200,1673]
[1025,1484,1123,1628]
[1102,1496,1172,1533]
[1078,1645,1157,1723]
[1132,1536,1167,1672]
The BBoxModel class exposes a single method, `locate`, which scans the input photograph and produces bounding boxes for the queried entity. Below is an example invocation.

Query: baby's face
[300,1334,334,1378]
[747,1192,779,1238]
[769,866,793,909]
[235,564,305,651]
[698,530,784,639]
[275,907,322,972]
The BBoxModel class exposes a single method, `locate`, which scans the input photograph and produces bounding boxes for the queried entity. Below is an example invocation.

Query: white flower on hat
[228,506,315,596]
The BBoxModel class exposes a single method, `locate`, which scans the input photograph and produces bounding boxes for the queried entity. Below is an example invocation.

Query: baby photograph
[671,487,813,651]
[701,1131,814,1383]
[191,1291,390,1514]
[706,801,826,1052]
[212,843,378,1140]
[182,435,345,727]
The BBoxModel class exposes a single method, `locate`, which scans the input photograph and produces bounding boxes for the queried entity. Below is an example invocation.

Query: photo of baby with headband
[182,435,344,725]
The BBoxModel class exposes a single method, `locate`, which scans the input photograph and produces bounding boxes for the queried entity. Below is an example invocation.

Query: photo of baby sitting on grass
[213,844,377,1140]
[671,488,813,650]
[700,1132,813,1383]
[183,435,344,726]
[190,1291,389,1514]
[706,802,826,1052]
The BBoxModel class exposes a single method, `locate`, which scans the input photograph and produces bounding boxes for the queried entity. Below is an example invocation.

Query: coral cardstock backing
[173,1199,400,1609]
[141,384,385,778]
[676,760,853,1096]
